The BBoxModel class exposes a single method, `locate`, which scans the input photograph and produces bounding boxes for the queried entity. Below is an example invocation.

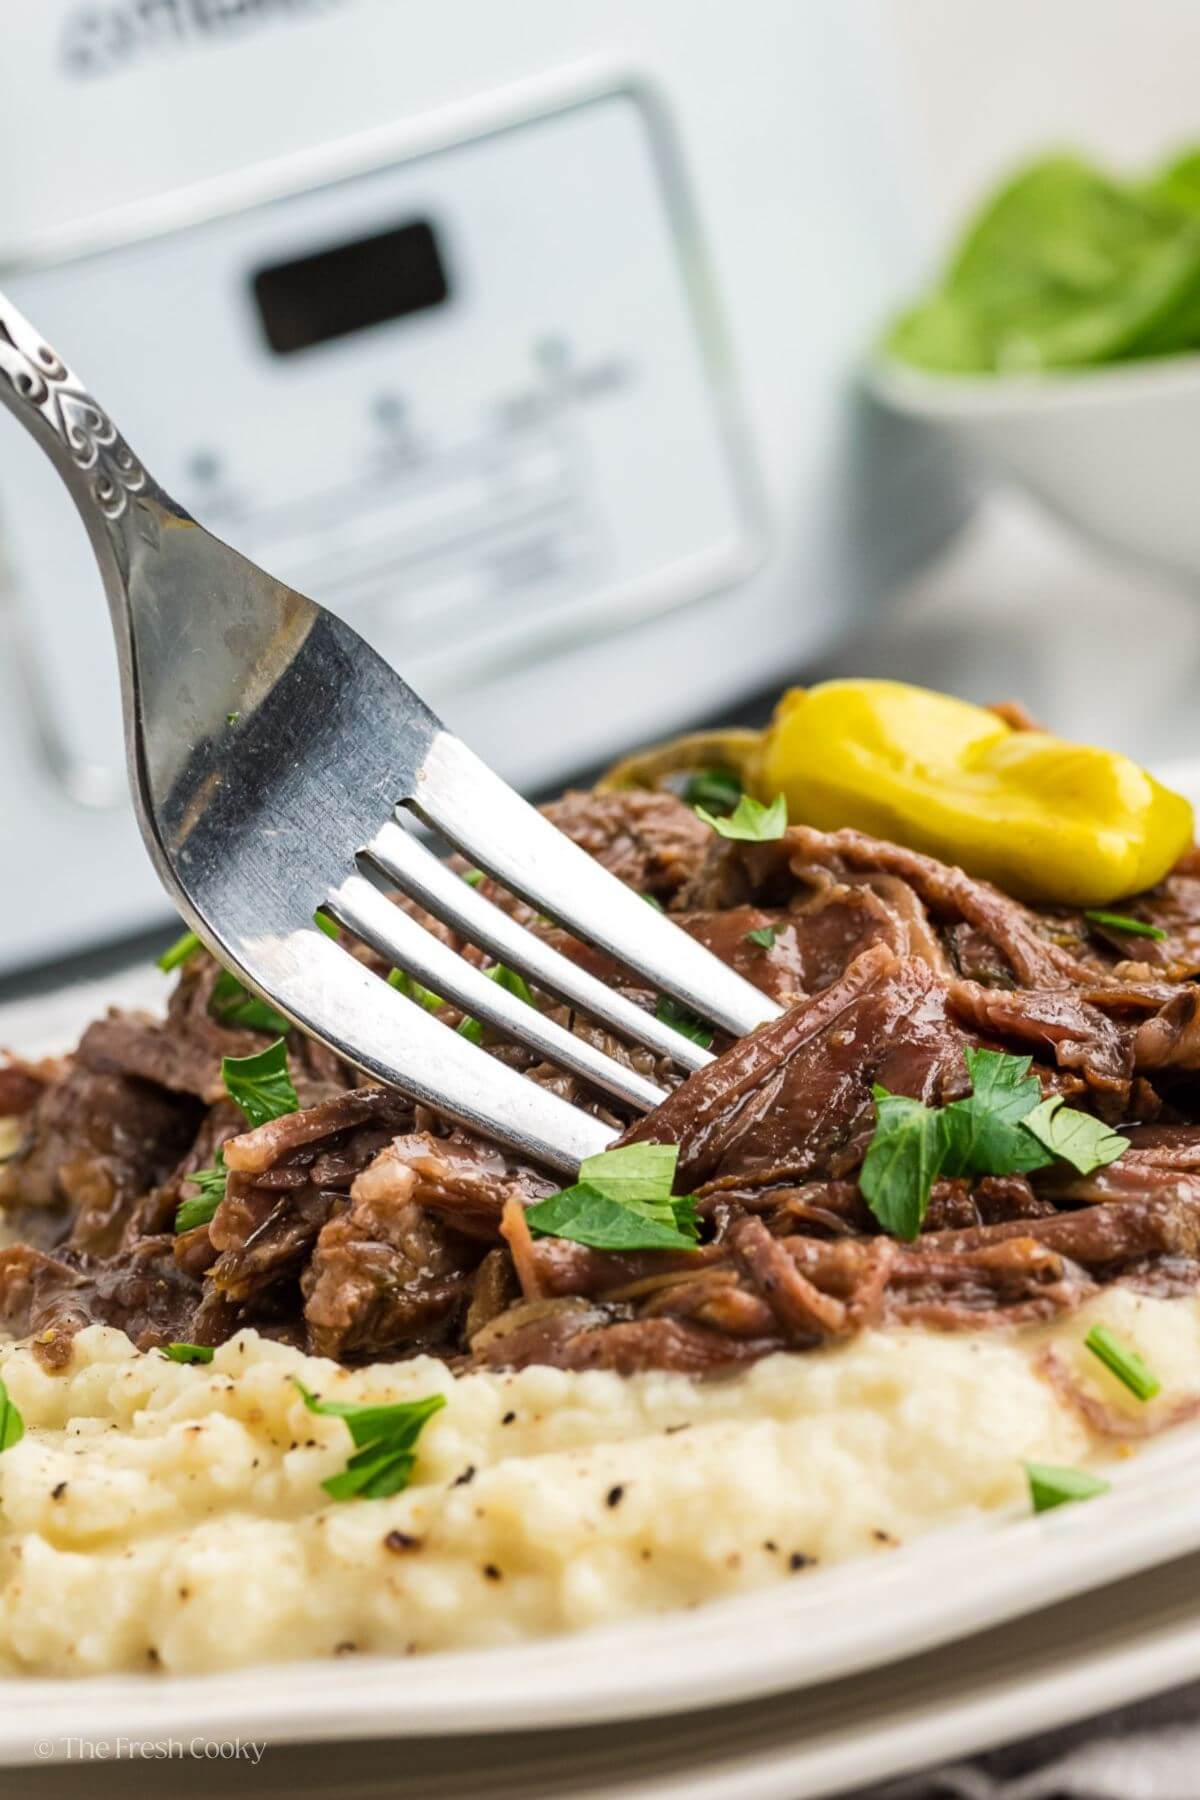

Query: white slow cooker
[0,0,967,975]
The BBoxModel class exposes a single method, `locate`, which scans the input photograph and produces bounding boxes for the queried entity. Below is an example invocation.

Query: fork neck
[0,286,183,645]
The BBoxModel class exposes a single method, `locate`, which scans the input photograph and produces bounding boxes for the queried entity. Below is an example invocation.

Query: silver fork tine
[363,818,716,1073]
[413,734,782,1037]
[326,871,669,1112]
[0,291,778,1177]
[274,932,618,1174]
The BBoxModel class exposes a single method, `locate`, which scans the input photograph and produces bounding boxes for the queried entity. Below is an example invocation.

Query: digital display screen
[252,218,450,355]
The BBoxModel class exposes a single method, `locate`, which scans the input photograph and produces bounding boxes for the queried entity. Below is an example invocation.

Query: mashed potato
[0,1289,1194,1675]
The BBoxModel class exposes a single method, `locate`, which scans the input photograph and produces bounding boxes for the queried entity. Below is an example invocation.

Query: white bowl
[871,353,1200,587]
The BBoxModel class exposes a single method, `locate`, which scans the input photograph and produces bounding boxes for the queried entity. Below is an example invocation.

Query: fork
[0,293,781,1174]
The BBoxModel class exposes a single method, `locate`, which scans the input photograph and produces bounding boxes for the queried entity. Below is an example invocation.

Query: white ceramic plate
[4,968,1200,1774]
[13,1532,1200,1797]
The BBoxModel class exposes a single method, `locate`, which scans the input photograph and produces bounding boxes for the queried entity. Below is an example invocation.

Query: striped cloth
[874,1684,1200,1799]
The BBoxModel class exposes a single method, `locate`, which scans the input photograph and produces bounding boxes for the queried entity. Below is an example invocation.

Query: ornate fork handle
[0,287,151,529]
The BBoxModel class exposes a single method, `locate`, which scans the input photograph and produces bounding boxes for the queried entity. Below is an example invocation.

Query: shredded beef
[948,981,1133,1104]
[542,789,713,903]
[623,945,970,1188]
[0,1054,57,1119]
[0,1066,199,1254]
[302,1147,481,1360]
[782,826,1105,990]
[0,1237,201,1368]
[471,1303,781,1374]
[84,959,266,1101]
[1130,985,1200,1071]
[681,879,918,1004]
[1093,856,1200,974]
[6,782,1200,1376]
[221,1089,412,1176]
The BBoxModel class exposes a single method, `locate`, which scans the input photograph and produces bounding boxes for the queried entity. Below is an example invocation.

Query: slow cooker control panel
[0,87,756,802]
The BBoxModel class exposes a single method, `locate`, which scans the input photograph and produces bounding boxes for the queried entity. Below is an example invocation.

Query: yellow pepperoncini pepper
[602,680,1194,906]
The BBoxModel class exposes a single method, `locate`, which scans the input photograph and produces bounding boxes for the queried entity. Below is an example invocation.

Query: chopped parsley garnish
[642,893,665,911]
[162,1342,215,1365]
[859,1090,947,1244]
[458,964,536,1046]
[1084,909,1167,941]
[175,1152,229,1233]
[208,969,291,1037]
[745,925,777,950]
[461,868,486,888]
[313,909,339,940]
[1025,1461,1110,1514]
[1021,1096,1130,1175]
[221,1038,299,1130]
[176,1042,298,1233]
[0,1376,23,1452]
[578,1143,683,1206]
[939,1049,1051,1179]
[157,929,202,974]
[226,711,240,726]
[683,768,743,814]
[293,1380,446,1500]
[695,791,788,843]
[387,968,444,1011]
[862,1048,1129,1240]
[525,1143,699,1253]
[525,1186,696,1252]
[1084,1324,1161,1401]
[654,995,714,1048]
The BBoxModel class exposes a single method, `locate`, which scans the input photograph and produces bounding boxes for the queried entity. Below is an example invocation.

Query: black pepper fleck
[51,1482,68,1501]
[383,1530,421,1554]
[763,1540,778,1553]
[501,1411,516,1425]
[482,1563,503,1582]
[789,1552,814,1572]
[606,1485,625,1508]
[452,1465,476,1487]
